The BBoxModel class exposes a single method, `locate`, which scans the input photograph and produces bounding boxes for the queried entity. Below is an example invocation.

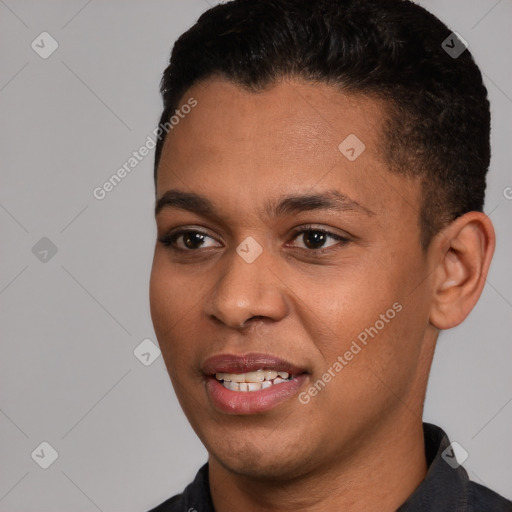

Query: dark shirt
[147,422,512,511]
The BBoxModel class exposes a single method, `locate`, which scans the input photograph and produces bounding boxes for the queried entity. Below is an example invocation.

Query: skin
[149,77,495,512]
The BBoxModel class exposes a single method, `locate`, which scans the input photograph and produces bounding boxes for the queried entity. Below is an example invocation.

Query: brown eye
[289,226,350,252]
[158,230,219,250]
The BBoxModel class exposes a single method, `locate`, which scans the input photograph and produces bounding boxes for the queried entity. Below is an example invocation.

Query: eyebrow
[154,189,375,219]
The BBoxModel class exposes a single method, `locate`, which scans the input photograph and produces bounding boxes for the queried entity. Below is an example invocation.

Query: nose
[204,243,289,330]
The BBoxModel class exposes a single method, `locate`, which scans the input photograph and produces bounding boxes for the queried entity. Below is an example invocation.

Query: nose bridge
[206,239,288,329]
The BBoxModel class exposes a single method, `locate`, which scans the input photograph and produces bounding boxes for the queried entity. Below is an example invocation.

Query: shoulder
[145,463,212,512]
[468,480,512,511]
[148,493,183,512]
[146,492,184,512]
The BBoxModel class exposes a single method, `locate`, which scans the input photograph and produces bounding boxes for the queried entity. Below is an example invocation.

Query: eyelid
[158,224,352,253]
[158,227,220,250]
[287,224,351,252]
[289,224,351,240]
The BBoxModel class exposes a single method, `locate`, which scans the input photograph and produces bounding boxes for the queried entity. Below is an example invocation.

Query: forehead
[156,77,419,223]
[160,77,384,168]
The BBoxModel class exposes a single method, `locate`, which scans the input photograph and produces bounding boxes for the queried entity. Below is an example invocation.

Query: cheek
[298,261,395,338]
[149,258,171,337]
[149,250,196,326]
[305,254,426,384]
[149,252,218,388]
[149,253,192,364]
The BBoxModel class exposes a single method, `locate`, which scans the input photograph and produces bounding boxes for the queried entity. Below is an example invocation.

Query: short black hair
[154,0,490,249]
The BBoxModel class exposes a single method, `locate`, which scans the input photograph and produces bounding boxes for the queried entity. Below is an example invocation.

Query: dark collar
[396,422,469,511]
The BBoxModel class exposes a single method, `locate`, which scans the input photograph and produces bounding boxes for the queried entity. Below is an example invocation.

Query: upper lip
[202,352,308,376]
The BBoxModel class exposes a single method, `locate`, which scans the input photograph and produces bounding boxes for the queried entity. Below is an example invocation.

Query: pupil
[184,233,205,249]
[304,231,326,249]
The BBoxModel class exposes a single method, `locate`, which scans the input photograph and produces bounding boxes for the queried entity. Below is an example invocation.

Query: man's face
[150,78,438,480]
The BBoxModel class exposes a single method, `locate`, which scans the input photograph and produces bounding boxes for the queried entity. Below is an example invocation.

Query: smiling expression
[149,77,439,480]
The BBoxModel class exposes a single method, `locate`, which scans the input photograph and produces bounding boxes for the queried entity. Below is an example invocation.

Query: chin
[207,433,317,482]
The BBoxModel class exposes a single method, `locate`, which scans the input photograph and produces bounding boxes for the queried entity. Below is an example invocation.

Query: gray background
[0,1,511,510]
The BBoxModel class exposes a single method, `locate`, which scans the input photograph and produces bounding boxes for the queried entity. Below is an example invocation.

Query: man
[147,0,512,510]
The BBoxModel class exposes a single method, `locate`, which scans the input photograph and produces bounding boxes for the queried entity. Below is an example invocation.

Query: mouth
[202,352,309,414]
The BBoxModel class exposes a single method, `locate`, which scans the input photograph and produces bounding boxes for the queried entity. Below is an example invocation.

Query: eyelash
[158,224,351,255]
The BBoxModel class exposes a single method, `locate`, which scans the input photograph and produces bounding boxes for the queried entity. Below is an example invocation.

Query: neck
[208,416,427,512]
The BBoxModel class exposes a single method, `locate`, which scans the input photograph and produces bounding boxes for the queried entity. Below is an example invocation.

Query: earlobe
[429,212,495,330]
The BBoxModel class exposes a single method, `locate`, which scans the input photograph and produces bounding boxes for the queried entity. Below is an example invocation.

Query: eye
[158,229,219,251]
[158,225,351,253]
[288,225,350,252]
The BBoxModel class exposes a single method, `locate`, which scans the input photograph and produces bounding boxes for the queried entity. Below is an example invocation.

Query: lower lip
[206,374,308,414]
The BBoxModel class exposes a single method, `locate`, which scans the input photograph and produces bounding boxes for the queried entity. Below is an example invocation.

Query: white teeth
[226,381,238,391]
[216,369,289,383]
[225,373,246,383]
[242,371,265,382]
[215,369,293,392]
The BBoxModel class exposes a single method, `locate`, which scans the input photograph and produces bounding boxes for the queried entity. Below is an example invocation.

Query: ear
[429,211,495,330]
